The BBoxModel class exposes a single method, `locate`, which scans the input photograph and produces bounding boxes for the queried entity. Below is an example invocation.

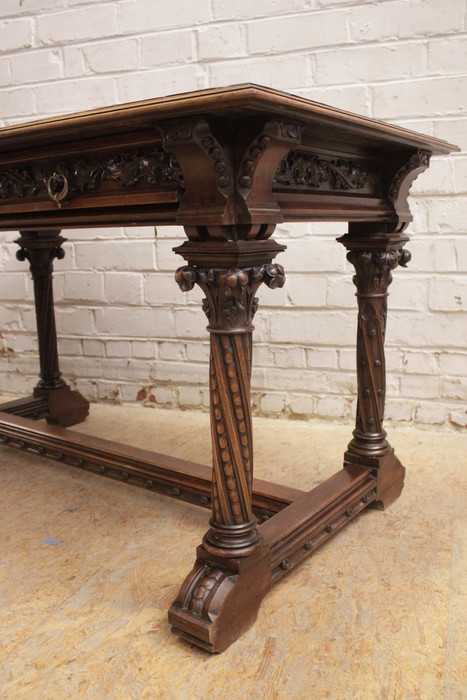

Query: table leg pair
[5,227,409,653]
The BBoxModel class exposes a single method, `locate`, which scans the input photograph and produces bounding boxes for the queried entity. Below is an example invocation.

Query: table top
[0,84,459,234]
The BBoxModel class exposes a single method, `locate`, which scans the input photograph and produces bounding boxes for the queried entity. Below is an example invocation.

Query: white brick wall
[0,0,466,431]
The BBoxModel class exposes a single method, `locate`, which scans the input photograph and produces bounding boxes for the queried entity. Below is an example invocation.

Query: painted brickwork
[0,0,466,429]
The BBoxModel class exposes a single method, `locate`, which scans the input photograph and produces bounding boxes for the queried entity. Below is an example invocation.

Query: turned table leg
[338,232,411,509]
[12,231,89,427]
[168,237,285,652]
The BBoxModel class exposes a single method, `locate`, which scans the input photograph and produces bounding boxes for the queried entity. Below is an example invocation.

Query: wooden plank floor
[0,400,465,699]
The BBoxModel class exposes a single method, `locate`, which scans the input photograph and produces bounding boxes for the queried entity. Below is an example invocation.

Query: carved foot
[36,385,90,427]
[344,447,405,510]
[168,542,271,653]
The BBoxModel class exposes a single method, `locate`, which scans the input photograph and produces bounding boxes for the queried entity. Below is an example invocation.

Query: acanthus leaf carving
[0,146,184,207]
[275,151,371,191]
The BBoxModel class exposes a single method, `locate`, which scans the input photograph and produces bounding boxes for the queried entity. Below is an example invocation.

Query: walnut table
[0,84,458,652]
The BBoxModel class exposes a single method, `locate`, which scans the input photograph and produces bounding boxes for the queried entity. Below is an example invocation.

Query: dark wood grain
[0,84,459,653]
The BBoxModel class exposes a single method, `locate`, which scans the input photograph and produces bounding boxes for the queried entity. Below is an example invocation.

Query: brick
[428,36,467,76]
[287,274,327,307]
[10,49,62,84]
[213,0,308,20]
[1,273,26,300]
[314,44,425,86]
[270,310,354,344]
[410,158,454,196]
[75,241,155,272]
[141,30,195,68]
[63,271,104,302]
[427,197,467,234]
[349,0,464,42]
[104,273,144,305]
[448,408,467,428]
[119,0,211,33]
[117,65,205,102]
[428,277,467,311]
[316,395,347,419]
[433,119,467,152]
[63,45,86,78]
[97,381,121,402]
[400,375,440,399]
[247,10,347,54]
[307,348,338,369]
[146,273,185,305]
[453,157,467,194]
[289,393,315,416]
[260,392,286,414]
[406,238,457,273]
[415,403,446,425]
[294,85,371,117]
[82,339,105,357]
[105,340,131,358]
[154,386,174,405]
[36,79,117,116]
[439,352,467,376]
[197,25,246,61]
[83,38,139,74]
[0,0,66,16]
[402,351,439,374]
[0,57,10,87]
[0,17,33,52]
[281,240,346,273]
[389,311,467,348]
[384,400,413,422]
[178,386,202,408]
[159,341,185,361]
[0,87,35,119]
[95,308,174,338]
[389,276,427,312]
[57,338,82,356]
[208,55,308,92]
[37,6,117,45]
[265,367,329,393]
[373,77,467,120]
[102,359,152,382]
[185,341,209,363]
[153,360,206,385]
[454,238,467,272]
[55,308,95,335]
[174,308,208,340]
[131,341,156,359]
[273,347,306,369]
[326,276,356,309]
[441,377,467,401]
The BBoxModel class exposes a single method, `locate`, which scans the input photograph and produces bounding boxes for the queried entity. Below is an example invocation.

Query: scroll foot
[168,542,271,653]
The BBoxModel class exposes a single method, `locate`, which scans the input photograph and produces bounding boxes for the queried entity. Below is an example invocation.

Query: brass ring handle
[46,172,69,207]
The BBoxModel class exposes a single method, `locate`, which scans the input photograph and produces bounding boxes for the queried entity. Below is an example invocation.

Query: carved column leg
[168,239,285,652]
[14,231,89,427]
[338,233,411,509]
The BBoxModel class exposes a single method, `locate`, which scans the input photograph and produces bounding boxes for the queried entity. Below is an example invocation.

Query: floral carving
[388,150,431,203]
[275,151,370,190]
[0,147,184,206]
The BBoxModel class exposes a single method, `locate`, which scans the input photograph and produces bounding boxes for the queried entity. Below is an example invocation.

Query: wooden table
[0,84,458,653]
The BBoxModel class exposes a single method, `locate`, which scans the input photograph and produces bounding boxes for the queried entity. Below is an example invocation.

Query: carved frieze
[0,147,184,207]
[275,151,371,191]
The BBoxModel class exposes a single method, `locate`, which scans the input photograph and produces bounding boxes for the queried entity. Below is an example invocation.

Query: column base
[34,385,89,428]
[343,446,405,510]
[168,541,271,653]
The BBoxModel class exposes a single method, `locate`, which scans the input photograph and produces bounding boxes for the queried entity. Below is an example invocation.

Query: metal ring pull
[46,172,69,208]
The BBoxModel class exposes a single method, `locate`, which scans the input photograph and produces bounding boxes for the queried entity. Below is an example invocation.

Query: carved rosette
[175,262,285,556]
[346,247,411,453]
[15,231,67,392]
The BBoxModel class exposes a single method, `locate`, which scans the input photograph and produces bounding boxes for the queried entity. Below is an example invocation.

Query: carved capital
[347,248,411,296]
[15,230,66,278]
[175,263,285,332]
